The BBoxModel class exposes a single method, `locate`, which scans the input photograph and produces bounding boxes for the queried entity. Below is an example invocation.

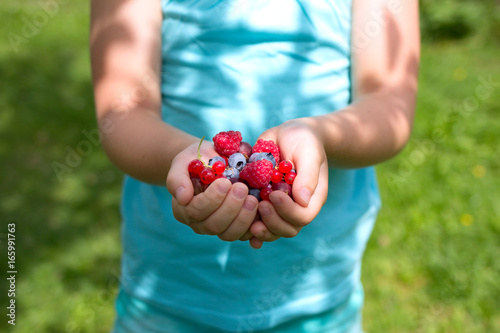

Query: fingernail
[250,239,259,249]
[175,186,185,201]
[299,187,311,205]
[233,186,247,200]
[216,180,230,194]
[243,197,257,210]
[270,193,282,205]
[259,205,271,216]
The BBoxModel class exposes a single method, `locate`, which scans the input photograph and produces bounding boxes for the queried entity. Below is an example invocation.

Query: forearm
[293,88,416,168]
[307,0,420,168]
[90,0,190,185]
[99,109,198,185]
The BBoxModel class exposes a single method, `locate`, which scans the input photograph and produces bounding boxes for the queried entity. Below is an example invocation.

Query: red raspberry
[240,160,273,189]
[212,131,242,157]
[252,139,280,164]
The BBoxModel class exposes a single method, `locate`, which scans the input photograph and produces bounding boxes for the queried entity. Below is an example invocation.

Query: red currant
[279,160,293,174]
[188,159,204,175]
[200,168,216,184]
[260,187,273,201]
[211,161,226,175]
[284,171,297,185]
[270,169,283,183]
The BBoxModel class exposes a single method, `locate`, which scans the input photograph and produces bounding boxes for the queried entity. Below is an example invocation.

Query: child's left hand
[247,119,329,248]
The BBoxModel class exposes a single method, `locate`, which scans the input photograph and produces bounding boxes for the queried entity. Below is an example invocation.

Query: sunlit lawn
[363,39,500,332]
[0,1,499,332]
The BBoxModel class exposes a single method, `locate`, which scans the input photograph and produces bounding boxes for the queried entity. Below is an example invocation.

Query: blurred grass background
[0,0,499,332]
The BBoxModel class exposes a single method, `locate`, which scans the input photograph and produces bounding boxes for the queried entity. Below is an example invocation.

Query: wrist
[282,117,330,153]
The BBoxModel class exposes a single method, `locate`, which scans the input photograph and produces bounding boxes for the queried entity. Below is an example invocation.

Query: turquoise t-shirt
[118,0,381,331]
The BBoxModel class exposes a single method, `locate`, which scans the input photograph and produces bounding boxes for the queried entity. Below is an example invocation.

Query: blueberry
[248,188,262,201]
[249,152,276,168]
[228,153,247,171]
[223,168,234,178]
[208,156,226,167]
[223,168,240,179]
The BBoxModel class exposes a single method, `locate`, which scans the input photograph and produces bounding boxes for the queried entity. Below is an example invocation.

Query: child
[90,0,419,332]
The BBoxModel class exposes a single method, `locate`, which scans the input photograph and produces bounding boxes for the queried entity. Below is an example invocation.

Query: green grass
[1,1,122,332]
[0,1,499,332]
[363,40,500,332]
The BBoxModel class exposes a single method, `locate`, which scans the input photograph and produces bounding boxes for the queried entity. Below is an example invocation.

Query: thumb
[166,158,194,206]
[290,146,324,207]
[255,127,279,143]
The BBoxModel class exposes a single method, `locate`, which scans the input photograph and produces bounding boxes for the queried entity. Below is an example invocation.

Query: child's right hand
[166,141,259,242]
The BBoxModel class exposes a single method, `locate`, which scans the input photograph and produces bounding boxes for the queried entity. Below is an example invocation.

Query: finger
[256,127,279,142]
[251,202,294,240]
[166,141,218,206]
[166,157,194,207]
[172,197,193,225]
[239,214,260,241]
[194,183,248,235]
[250,237,264,249]
[268,164,328,228]
[268,191,310,227]
[249,220,276,241]
[183,178,232,222]
[257,200,301,239]
[218,195,259,241]
[239,230,253,241]
[290,145,325,208]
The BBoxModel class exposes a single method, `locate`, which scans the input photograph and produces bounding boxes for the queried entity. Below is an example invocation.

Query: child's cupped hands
[166,119,328,249]
[248,119,329,247]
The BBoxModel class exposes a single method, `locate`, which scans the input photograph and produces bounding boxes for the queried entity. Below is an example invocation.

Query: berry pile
[188,131,297,201]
